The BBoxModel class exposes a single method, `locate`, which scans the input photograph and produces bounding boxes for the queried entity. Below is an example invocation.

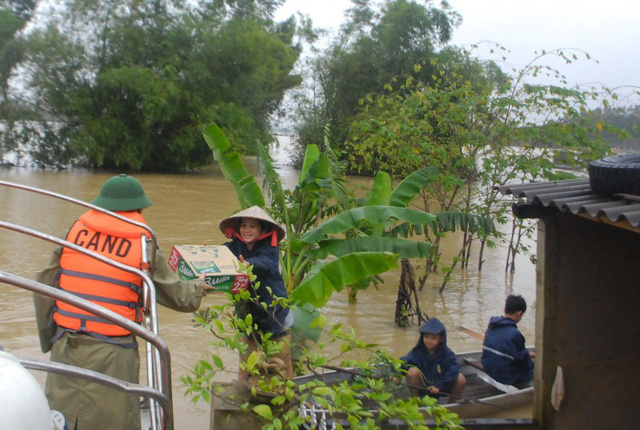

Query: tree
[0,1,38,162]
[9,0,301,171]
[290,0,460,161]
[344,45,626,278]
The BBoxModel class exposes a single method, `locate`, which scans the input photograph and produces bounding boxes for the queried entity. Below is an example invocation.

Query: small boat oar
[456,326,485,341]
[318,364,513,411]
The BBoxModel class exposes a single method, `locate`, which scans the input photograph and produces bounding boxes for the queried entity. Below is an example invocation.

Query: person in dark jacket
[481,294,535,386]
[219,206,294,380]
[401,318,466,401]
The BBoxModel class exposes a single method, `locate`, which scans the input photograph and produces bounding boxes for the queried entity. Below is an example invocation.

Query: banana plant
[300,168,439,306]
[202,123,396,311]
[300,166,495,323]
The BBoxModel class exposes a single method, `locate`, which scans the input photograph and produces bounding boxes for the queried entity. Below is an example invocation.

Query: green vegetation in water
[182,264,462,430]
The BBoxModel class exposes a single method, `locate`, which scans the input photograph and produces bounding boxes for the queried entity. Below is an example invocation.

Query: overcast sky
[275,0,640,102]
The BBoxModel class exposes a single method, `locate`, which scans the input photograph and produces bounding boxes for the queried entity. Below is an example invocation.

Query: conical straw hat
[219,206,285,242]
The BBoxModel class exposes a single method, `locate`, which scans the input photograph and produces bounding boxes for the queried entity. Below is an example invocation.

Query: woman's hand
[238,255,250,269]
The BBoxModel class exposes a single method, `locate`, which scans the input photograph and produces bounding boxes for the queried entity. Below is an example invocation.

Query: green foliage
[586,104,640,150]
[344,45,630,273]
[8,0,301,171]
[389,167,439,207]
[203,123,266,208]
[203,123,402,309]
[309,237,433,260]
[183,273,462,429]
[301,206,436,243]
[291,0,461,157]
[289,252,398,308]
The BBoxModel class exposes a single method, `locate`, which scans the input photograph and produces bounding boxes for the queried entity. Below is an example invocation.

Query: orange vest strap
[62,290,138,309]
[60,268,143,295]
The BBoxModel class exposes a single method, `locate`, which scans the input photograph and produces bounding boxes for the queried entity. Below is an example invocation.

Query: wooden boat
[294,350,534,428]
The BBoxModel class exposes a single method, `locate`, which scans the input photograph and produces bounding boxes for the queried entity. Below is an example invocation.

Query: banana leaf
[311,237,433,259]
[299,144,320,185]
[389,166,439,207]
[256,143,288,223]
[387,210,496,237]
[367,171,392,206]
[301,206,436,243]
[290,252,398,308]
[202,123,231,159]
[202,123,265,208]
[299,153,330,190]
[429,211,496,234]
[291,303,322,343]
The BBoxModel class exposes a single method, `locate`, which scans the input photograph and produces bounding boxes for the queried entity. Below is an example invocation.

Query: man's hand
[198,273,215,295]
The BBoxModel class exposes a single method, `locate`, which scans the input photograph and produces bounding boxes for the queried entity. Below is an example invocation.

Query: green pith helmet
[91,174,153,211]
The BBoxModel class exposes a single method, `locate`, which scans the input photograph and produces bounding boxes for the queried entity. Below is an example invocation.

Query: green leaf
[246,351,260,371]
[430,211,496,234]
[253,404,273,420]
[366,171,392,206]
[202,123,265,208]
[290,252,398,307]
[301,206,436,243]
[389,166,439,207]
[291,303,323,342]
[311,237,433,259]
[299,144,320,185]
[212,355,224,370]
[311,386,334,396]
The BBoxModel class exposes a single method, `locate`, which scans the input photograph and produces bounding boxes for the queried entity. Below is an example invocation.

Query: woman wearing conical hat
[220,206,294,379]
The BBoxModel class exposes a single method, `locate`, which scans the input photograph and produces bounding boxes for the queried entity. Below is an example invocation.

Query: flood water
[0,142,536,429]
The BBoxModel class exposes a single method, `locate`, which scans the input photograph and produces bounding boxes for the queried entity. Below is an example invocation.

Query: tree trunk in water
[395,259,427,327]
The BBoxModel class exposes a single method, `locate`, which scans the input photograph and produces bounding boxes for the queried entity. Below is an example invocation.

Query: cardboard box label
[169,245,249,293]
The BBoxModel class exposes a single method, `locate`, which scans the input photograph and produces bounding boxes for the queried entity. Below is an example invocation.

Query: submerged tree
[290,0,461,162]
[345,45,630,278]
[7,0,302,171]
[0,0,38,161]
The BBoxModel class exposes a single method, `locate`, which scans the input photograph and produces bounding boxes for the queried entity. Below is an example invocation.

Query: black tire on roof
[588,153,640,196]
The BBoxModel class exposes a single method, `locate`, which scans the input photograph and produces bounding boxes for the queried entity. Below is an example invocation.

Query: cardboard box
[168,245,249,293]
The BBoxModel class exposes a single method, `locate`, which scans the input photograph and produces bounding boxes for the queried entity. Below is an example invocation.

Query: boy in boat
[481,294,535,387]
[34,174,213,430]
[219,206,294,380]
[401,317,466,402]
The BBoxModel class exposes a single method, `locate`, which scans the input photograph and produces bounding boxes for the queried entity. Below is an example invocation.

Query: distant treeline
[590,105,640,150]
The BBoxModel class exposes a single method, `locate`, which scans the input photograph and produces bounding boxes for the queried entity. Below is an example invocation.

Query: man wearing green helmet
[34,174,212,430]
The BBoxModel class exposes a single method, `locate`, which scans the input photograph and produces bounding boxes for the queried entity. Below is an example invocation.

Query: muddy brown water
[0,155,535,428]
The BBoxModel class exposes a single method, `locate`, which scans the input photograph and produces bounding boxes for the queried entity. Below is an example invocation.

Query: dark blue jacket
[225,237,289,339]
[400,318,460,396]
[481,316,533,385]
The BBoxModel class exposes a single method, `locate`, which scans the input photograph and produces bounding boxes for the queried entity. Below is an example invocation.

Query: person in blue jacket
[481,294,535,387]
[219,206,294,380]
[401,318,466,401]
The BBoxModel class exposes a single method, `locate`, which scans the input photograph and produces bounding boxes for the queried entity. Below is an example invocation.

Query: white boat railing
[0,180,172,430]
[0,271,173,429]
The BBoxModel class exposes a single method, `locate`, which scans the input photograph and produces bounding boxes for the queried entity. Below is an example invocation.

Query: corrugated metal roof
[496,178,640,228]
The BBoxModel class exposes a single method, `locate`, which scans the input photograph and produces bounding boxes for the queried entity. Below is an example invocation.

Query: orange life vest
[54,210,148,337]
